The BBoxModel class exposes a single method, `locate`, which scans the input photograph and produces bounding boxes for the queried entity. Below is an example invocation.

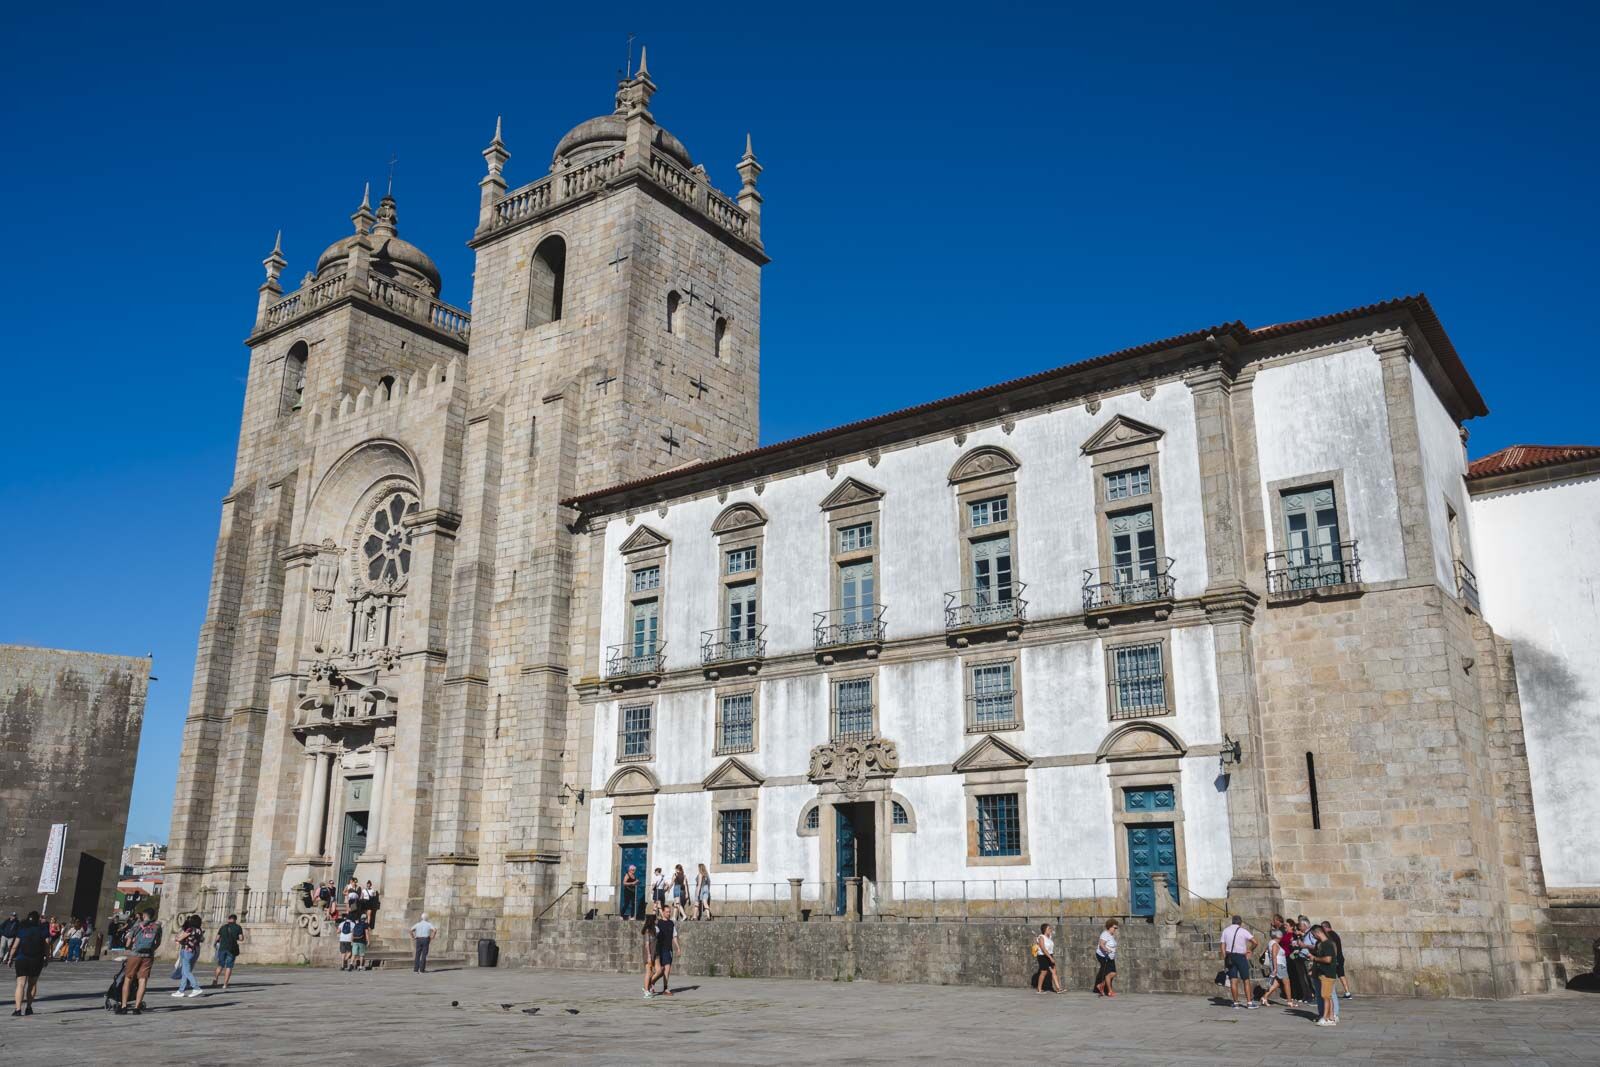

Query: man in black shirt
[10,912,47,1016]
[649,914,680,997]
[212,913,245,990]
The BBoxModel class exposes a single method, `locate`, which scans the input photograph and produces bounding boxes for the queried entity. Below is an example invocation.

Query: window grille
[1110,643,1167,719]
[718,693,755,754]
[804,805,819,830]
[976,794,1021,857]
[971,663,1016,725]
[719,808,752,865]
[833,678,874,740]
[891,801,909,826]
[620,704,652,761]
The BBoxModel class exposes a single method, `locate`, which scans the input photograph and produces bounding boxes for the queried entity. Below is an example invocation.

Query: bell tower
[420,55,769,935]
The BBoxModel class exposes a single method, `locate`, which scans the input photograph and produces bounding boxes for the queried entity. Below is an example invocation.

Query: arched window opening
[347,487,420,656]
[666,290,681,334]
[714,316,728,360]
[891,801,908,826]
[526,235,567,328]
[380,375,395,401]
[805,805,819,830]
[281,341,309,415]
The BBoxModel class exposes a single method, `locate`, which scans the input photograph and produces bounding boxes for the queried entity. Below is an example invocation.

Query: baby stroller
[102,958,128,1012]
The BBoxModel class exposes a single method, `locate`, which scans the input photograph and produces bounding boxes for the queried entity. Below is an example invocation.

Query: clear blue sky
[1,5,1595,846]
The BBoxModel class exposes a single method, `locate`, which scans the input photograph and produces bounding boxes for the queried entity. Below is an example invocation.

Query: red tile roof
[565,293,1483,511]
[1467,445,1600,480]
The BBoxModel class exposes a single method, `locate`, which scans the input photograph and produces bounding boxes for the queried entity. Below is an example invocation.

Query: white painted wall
[1253,346,1407,583]
[1471,475,1600,889]
[1411,359,1474,590]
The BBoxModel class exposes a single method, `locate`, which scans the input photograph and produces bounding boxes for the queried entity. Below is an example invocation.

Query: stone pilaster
[1375,334,1435,582]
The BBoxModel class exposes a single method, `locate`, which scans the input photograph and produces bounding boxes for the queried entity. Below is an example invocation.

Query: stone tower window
[281,340,309,415]
[527,235,567,328]
[714,316,728,360]
[667,290,681,334]
[380,375,395,400]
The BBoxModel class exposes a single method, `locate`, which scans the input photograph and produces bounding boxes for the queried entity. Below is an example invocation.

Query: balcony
[1264,542,1362,603]
[944,584,1028,645]
[813,606,887,663]
[1455,560,1481,615]
[700,625,768,679]
[1082,560,1176,626]
[605,643,666,692]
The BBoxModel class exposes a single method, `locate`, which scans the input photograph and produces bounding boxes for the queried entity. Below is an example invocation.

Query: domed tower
[421,55,768,934]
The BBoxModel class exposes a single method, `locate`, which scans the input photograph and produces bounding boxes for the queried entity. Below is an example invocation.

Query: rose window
[363,493,419,585]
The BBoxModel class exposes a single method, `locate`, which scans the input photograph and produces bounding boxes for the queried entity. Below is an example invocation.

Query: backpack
[131,922,161,954]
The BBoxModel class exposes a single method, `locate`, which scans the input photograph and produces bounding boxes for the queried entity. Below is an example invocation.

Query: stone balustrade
[257,268,470,342]
[489,146,750,244]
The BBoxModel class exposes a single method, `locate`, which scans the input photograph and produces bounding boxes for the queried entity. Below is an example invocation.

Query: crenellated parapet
[309,356,462,434]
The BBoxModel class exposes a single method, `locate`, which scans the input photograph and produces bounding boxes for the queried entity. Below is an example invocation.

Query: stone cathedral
[169,59,1599,994]
[166,57,766,945]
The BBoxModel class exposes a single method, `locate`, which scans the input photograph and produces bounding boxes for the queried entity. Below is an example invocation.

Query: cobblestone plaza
[3,961,1596,1065]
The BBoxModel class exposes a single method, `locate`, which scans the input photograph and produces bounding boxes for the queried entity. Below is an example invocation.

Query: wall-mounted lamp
[1220,734,1243,771]
[560,784,586,806]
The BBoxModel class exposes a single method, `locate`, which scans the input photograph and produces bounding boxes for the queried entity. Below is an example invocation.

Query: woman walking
[1031,923,1060,993]
[640,905,659,999]
[1094,919,1119,997]
[173,916,204,998]
[1258,930,1292,1007]
[670,865,689,922]
[695,863,713,921]
[10,912,46,1017]
[65,920,84,963]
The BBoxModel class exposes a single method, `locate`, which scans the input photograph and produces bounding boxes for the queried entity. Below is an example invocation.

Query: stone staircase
[361,928,466,970]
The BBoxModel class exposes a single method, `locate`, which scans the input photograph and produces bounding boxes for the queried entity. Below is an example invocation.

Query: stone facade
[164,58,765,955]
[0,645,150,922]
[167,59,1579,998]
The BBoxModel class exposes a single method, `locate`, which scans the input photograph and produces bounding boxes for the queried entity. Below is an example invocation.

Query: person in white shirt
[651,868,668,908]
[410,914,438,973]
[1094,919,1120,997]
[337,916,355,971]
[1031,923,1060,993]
[1219,915,1257,1009]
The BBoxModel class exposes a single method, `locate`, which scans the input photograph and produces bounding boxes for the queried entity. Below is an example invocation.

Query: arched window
[805,805,819,830]
[347,487,420,656]
[526,235,566,328]
[281,340,309,415]
[379,375,395,401]
[714,316,728,360]
[666,290,681,334]
[891,801,908,826]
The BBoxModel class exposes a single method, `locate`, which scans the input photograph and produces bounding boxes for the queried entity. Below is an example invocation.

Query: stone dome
[315,194,443,296]
[552,112,692,169]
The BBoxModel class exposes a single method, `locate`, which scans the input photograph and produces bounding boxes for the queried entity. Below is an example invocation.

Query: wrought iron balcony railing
[1107,673,1170,721]
[829,703,876,742]
[1455,559,1481,615]
[1264,542,1361,596]
[606,644,666,679]
[1082,560,1176,613]
[701,625,768,666]
[944,584,1028,631]
[966,691,1019,730]
[813,605,887,650]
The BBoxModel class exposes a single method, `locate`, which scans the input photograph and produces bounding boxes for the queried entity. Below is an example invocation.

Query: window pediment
[711,502,768,535]
[1082,415,1164,456]
[703,756,765,791]
[820,476,885,511]
[953,733,1033,773]
[618,524,671,554]
[948,445,1020,484]
[1096,722,1187,763]
[605,764,660,796]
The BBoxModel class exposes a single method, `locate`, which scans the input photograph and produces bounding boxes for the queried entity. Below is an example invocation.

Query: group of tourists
[1220,913,1351,1025]
[1,912,97,964]
[111,908,246,1013]
[1029,919,1122,997]
[620,863,714,922]
[316,878,381,929]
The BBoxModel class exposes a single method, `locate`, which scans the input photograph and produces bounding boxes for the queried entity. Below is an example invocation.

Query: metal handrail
[1455,559,1481,614]
[1083,559,1176,611]
[700,625,768,665]
[813,605,887,649]
[605,643,667,678]
[943,583,1028,629]
[1264,540,1361,594]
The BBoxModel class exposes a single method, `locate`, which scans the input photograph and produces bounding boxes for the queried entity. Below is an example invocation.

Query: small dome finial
[351,182,376,236]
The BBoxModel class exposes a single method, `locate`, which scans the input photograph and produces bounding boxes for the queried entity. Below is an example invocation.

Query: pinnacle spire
[360,181,371,210]
[636,45,649,78]
[493,114,503,143]
[743,132,755,159]
[271,229,283,255]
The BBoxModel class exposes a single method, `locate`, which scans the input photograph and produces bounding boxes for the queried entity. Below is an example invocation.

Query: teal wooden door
[835,809,857,915]
[1124,786,1178,917]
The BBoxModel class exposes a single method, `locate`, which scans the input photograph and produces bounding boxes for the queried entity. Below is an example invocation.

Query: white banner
[37,823,68,895]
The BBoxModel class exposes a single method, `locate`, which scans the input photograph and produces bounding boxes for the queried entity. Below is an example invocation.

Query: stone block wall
[0,645,150,921]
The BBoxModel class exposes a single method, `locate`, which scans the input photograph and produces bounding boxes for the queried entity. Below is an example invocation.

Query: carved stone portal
[808,737,899,794]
